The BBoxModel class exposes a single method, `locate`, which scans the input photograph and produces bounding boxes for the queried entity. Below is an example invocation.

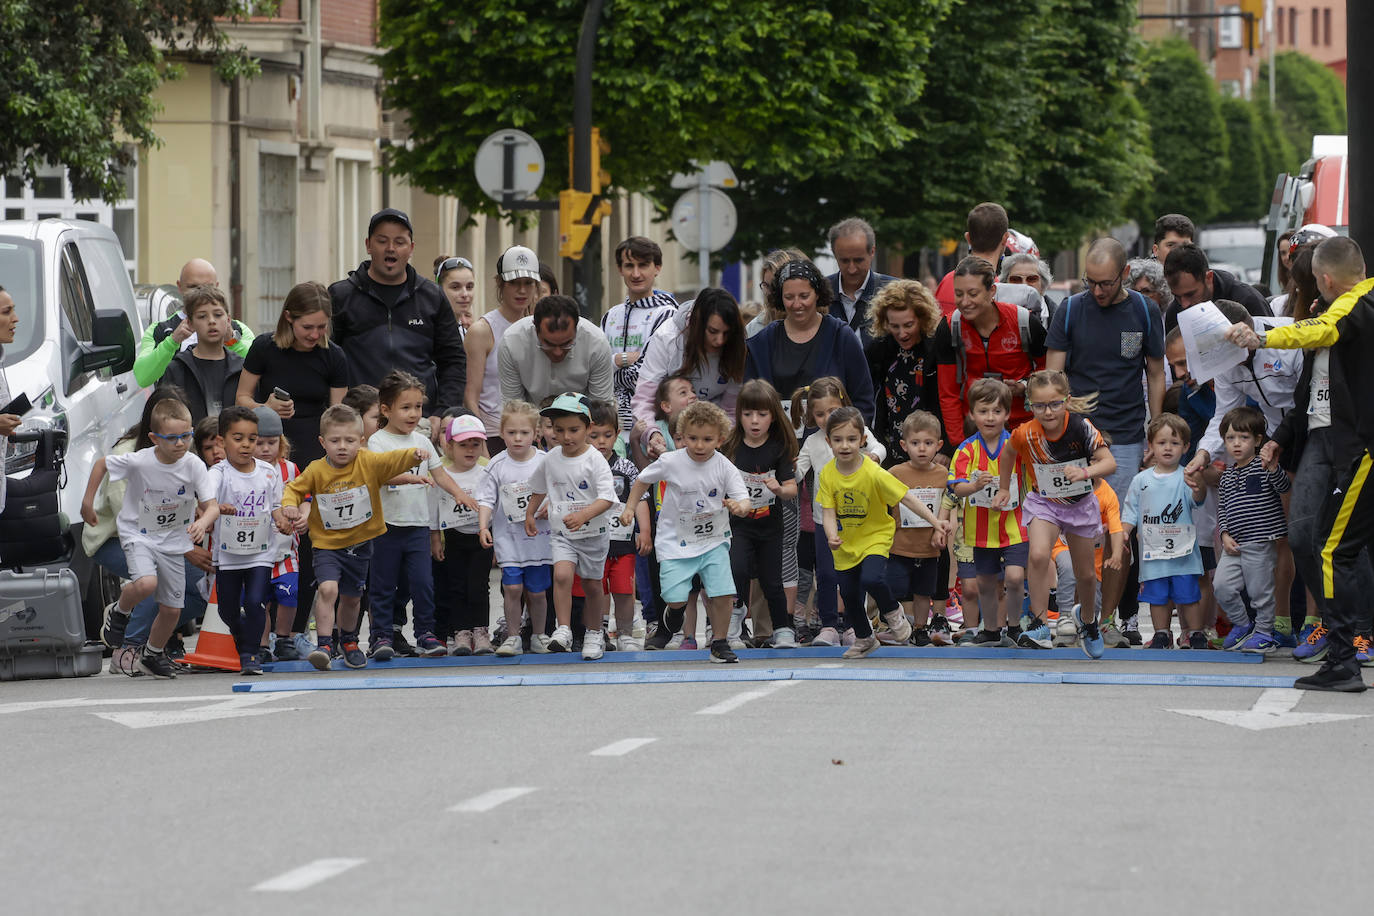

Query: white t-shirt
[528,446,617,541]
[431,461,487,535]
[106,449,215,553]
[208,458,281,570]
[368,427,443,527]
[636,449,748,560]
[476,450,551,568]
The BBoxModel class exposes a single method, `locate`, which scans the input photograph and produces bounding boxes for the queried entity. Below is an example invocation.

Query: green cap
[539,392,590,419]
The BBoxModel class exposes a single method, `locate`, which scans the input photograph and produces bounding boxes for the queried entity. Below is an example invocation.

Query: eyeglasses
[152,432,194,442]
[1080,275,1121,293]
[538,339,576,354]
[1005,274,1039,285]
[435,256,474,279]
[1027,398,1068,413]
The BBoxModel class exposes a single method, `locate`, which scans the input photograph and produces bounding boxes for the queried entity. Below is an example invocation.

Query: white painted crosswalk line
[253,858,365,892]
[589,737,657,756]
[695,679,800,715]
[449,787,538,812]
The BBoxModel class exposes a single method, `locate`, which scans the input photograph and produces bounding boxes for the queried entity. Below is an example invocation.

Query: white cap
[497,245,540,281]
[446,414,487,443]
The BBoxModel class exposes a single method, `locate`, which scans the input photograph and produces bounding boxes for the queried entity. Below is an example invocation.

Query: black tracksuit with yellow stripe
[1265,277,1374,671]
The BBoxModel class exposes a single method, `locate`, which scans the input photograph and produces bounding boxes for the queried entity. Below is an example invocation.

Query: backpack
[0,429,70,567]
[950,304,1033,387]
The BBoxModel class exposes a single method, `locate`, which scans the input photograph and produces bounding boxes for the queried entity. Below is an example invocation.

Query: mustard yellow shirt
[817,456,910,570]
[282,448,419,550]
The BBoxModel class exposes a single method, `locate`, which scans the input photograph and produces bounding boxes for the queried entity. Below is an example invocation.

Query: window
[258,152,297,330]
[1312,8,1319,45]
[1290,7,1297,45]
[1277,6,1284,43]
[334,154,373,279]
[59,243,95,341]
[1325,8,1332,46]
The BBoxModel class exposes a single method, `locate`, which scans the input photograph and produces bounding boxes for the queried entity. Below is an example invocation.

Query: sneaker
[1081,622,1104,658]
[1237,630,1278,655]
[549,625,573,652]
[292,633,315,660]
[340,638,367,669]
[1053,614,1079,647]
[882,611,913,644]
[492,618,510,646]
[582,629,605,660]
[451,630,474,656]
[308,641,333,671]
[257,646,273,666]
[494,635,523,657]
[370,637,395,662]
[1147,631,1172,650]
[274,637,300,662]
[709,639,738,663]
[100,602,129,649]
[472,627,494,656]
[1101,623,1129,649]
[1017,623,1052,649]
[137,647,178,679]
[1204,627,1224,650]
[1293,625,1329,663]
[616,634,643,651]
[972,629,1002,646]
[728,602,747,643]
[646,626,673,650]
[930,620,954,646]
[1295,621,1321,647]
[769,627,799,649]
[1357,635,1374,667]
[1272,629,1298,649]
[165,634,187,660]
[1295,662,1368,693]
[840,628,856,647]
[810,627,840,647]
[997,632,1018,648]
[1188,630,1209,651]
[910,627,932,647]
[417,634,446,657]
[680,637,698,651]
[1018,612,1037,634]
[109,646,143,677]
[391,630,418,657]
[665,633,685,650]
[843,635,880,659]
[1124,629,1143,646]
[530,633,553,654]
[1222,621,1253,651]
[239,652,263,676]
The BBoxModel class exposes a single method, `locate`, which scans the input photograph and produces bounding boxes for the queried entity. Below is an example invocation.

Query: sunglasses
[435,256,474,279]
[152,431,194,442]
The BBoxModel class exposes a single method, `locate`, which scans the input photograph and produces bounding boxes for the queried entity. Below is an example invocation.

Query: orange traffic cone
[181,581,241,671]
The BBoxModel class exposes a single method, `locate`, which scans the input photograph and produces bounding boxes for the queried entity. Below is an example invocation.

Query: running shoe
[100,602,129,649]
[665,633,685,650]
[308,640,333,671]
[416,634,446,657]
[1081,622,1104,658]
[274,637,300,662]
[549,625,573,652]
[472,627,494,656]
[646,626,673,650]
[530,633,553,654]
[1272,629,1298,650]
[1101,623,1130,649]
[1054,612,1079,647]
[1295,662,1368,693]
[369,637,395,662]
[910,628,933,647]
[971,629,1002,646]
[680,637,698,651]
[882,611,913,644]
[582,628,605,660]
[340,638,367,669]
[239,652,263,676]
[1124,629,1143,646]
[1017,623,1052,649]
[617,634,644,652]
[1188,630,1209,651]
[769,627,799,649]
[811,627,841,647]
[1222,622,1253,651]
[109,646,142,677]
[292,633,315,660]
[1293,625,1329,663]
[391,629,418,657]
[1147,631,1172,650]
[996,632,1018,648]
[137,647,178,679]
[1295,621,1321,647]
[709,639,738,663]
[494,635,523,657]
[842,635,880,659]
[840,628,856,647]
[1237,630,1278,655]
[1204,627,1224,650]
[955,629,981,647]
[1357,635,1374,667]
[450,630,474,656]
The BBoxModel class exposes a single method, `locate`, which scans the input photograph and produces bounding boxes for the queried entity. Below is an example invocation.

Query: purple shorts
[1022,491,1102,540]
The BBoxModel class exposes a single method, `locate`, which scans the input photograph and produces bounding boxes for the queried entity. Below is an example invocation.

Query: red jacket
[934,301,1047,441]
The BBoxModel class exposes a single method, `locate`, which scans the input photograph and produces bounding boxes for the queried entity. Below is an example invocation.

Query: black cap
[368,207,413,237]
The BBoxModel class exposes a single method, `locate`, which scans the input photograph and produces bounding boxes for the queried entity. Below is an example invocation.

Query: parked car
[1198,223,1265,284]
[1262,134,1349,291]
[0,219,146,635]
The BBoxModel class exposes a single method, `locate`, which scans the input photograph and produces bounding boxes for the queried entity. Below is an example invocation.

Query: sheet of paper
[1177,300,1247,383]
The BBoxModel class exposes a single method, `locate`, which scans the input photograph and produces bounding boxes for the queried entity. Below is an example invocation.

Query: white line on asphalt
[449,787,537,812]
[253,858,365,892]
[695,679,800,716]
[0,695,230,715]
[589,737,658,756]
[816,663,844,669]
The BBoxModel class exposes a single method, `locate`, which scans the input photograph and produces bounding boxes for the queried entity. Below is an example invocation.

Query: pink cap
[446,414,487,443]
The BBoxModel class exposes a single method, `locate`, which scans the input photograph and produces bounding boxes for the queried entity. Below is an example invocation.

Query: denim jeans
[369,525,435,640]
[96,538,206,645]
[1104,440,1145,504]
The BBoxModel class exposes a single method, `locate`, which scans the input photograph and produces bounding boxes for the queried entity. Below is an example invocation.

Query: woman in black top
[236,281,348,466]
[865,279,945,463]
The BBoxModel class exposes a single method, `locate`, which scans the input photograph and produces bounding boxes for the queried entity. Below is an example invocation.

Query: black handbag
[0,429,70,567]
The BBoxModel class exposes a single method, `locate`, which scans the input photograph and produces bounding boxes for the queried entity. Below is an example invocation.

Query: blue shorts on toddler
[659,543,734,604]
[1139,574,1201,606]
[501,563,552,594]
[272,571,298,606]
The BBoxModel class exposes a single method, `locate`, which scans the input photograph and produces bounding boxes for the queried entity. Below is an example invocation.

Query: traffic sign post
[670,161,738,292]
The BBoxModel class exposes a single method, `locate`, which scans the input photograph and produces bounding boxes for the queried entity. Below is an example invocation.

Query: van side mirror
[76,309,135,375]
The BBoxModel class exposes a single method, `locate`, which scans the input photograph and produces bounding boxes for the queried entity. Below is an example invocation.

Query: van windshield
[0,238,44,365]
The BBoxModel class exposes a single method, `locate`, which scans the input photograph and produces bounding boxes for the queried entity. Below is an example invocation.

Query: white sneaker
[1054,609,1080,647]
[617,634,643,652]
[769,627,798,649]
[665,632,685,650]
[582,628,605,660]
[631,610,646,640]
[530,633,553,654]
[728,602,747,641]
[882,610,913,643]
[494,635,523,657]
[549,625,573,652]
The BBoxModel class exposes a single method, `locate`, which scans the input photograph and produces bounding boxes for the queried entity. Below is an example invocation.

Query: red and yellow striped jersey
[949,431,1026,548]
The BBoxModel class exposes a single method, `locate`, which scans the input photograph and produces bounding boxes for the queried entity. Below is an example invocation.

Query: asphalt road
[0,648,1367,915]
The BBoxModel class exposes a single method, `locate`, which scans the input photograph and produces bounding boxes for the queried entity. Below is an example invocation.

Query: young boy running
[588,399,653,651]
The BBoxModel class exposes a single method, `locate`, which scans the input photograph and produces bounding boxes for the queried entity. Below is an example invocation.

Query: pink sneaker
[840,628,856,647]
[472,627,494,655]
[450,630,474,656]
[810,627,840,647]
[681,637,699,650]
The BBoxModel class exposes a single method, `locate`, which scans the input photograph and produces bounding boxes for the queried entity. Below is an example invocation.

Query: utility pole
[1351,0,1372,255]
[570,0,606,319]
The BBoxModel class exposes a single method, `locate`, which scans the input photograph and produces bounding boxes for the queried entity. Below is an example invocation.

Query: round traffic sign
[474,129,546,203]
[670,187,737,252]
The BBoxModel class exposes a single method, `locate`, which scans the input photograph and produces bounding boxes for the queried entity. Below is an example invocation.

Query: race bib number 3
[1140,523,1196,562]
[899,487,942,529]
[222,513,271,555]
[316,486,372,531]
[500,482,533,524]
[1034,460,1092,499]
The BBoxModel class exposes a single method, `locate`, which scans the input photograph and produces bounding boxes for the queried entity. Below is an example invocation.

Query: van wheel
[83,566,121,652]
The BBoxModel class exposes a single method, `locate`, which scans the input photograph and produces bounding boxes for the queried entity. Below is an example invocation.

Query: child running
[252,408,307,661]
[588,399,652,651]
[80,397,219,678]
[724,379,800,647]
[620,401,751,663]
[818,406,949,658]
[995,370,1115,656]
[886,411,951,646]
[1122,414,1208,649]
[206,406,281,675]
[526,393,617,659]
[273,403,427,670]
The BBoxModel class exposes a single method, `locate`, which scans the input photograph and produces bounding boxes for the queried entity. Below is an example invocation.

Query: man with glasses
[1047,238,1166,645]
[498,294,614,406]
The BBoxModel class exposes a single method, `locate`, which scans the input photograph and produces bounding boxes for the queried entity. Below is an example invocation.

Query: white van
[0,219,146,632]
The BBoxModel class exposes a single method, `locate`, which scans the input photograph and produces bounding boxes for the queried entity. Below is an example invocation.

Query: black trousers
[731,523,789,630]
[434,530,493,635]
[1315,450,1374,672]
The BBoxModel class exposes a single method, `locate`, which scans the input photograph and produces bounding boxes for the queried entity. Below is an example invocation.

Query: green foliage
[1216,95,1267,222]
[0,0,264,203]
[1261,50,1347,163]
[1251,95,1300,183]
[1134,38,1229,227]
[379,0,950,221]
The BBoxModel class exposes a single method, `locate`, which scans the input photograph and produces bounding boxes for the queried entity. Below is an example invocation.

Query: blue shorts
[272,571,298,607]
[659,543,735,604]
[972,542,1029,577]
[312,542,373,597]
[501,563,552,594]
[1140,574,1202,606]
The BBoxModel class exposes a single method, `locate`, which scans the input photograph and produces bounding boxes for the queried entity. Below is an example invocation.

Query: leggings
[292,530,316,633]
[780,497,800,589]
[217,565,272,656]
[434,530,493,633]
[813,526,842,629]
[835,554,898,639]
[731,523,789,630]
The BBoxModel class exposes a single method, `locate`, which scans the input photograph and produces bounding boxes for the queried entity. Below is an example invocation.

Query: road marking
[0,695,233,715]
[816,663,844,669]
[449,787,537,813]
[92,692,307,729]
[1168,687,1370,731]
[253,858,365,892]
[695,679,800,715]
[589,737,657,756]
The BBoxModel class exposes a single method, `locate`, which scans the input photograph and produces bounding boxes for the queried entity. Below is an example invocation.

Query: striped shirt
[271,459,300,578]
[949,430,1026,548]
[1218,457,1290,543]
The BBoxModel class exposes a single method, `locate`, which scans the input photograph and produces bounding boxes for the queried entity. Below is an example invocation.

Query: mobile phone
[0,392,32,416]
[272,387,291,401]
[983,372,1003,382]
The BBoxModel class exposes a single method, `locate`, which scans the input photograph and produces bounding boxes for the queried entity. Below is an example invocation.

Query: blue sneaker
[1237,630,1278,655]
[1293,625,1329,663]
[1222,621,1254,651]
[1272,629,1298,649]
[1075,606,1104,659]
[1017,623,1052,649]
[1295,622,1320,646]
[1356,635,1374,667]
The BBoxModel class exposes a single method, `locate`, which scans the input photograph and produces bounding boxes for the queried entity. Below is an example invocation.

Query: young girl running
[430,413,494,655]
[367,370,479,659]
[793,377,886,647]
[818,406,948,658]
[724,379,799,647]
[995,369,1115,657]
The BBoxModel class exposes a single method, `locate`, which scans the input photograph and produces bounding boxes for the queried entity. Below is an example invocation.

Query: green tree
[1134,38,1229,227]
[1251,95,1300,183]
[1261,50,1347,163]
[0,0,262,204]
[378,0,951,219]
[1216,95,1267,222]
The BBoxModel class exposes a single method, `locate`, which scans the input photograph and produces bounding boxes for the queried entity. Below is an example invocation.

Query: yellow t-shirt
[282,448,420,550]
[816,456,910,571]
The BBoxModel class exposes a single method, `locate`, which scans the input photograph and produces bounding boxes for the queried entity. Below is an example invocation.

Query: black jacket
[328,262,466,414]
[866,333,944,462]
[161,348,244,426]
[1164,269,1272,333]
[826,270,896,350]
